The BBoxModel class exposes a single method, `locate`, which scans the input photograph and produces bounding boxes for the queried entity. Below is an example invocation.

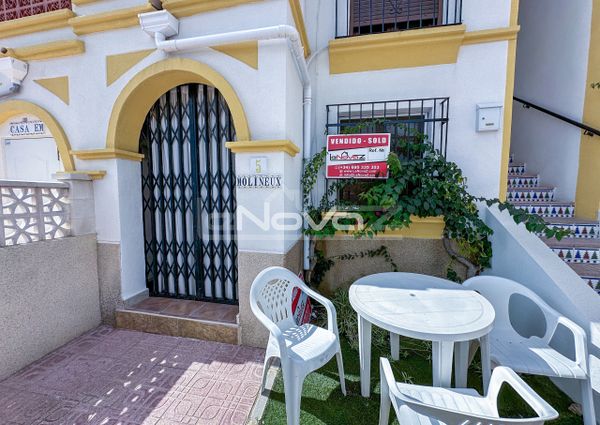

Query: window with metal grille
[0,0,71,22]
[325,98,449,203]
[335,0,462,38]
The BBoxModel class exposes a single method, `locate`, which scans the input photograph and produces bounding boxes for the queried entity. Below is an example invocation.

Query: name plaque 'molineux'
[236,174,282,189]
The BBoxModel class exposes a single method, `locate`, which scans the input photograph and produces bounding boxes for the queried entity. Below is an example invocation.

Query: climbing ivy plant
[303,121,570,281]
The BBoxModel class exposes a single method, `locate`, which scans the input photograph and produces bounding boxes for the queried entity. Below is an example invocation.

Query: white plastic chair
[380,358,558,424]
[463,276,595,424]
[250,266,346,425]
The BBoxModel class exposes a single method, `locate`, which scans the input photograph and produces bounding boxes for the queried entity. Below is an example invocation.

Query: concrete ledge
[115,309,239,344]
[319,237,457,294]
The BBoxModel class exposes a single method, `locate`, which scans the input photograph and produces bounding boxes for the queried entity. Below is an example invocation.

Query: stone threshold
[116,308,239,345]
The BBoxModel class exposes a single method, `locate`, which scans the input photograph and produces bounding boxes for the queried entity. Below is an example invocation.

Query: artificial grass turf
[260,337,583,425]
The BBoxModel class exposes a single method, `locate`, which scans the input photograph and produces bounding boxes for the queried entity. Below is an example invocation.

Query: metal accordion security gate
[140,83,238,304]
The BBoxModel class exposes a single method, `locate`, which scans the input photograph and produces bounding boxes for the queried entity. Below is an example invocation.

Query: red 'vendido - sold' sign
[326,133,391,179]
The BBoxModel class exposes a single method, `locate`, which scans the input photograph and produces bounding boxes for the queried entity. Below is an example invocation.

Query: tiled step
[512,201,575,218]
[510,154,600,294]
[569,263,600,292]
[507,187,555,202]
[544,217,600,239]
[508,174,540,188]
[116,297,239,344]
[542,237,600,264]
[508,163,526,175]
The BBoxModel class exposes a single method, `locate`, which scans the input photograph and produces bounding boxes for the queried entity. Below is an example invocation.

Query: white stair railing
[0,180,70,247]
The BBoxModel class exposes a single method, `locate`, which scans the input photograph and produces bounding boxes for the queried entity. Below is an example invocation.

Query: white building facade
[0,0,520,346]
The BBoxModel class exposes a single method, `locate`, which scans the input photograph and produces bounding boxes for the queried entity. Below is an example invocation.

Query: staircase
[508,156,600,293]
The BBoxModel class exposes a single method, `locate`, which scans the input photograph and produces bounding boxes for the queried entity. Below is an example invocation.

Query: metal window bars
[140,83,238,305]
[0,0,71,22]
[324,98,450,203]
[335,0,463,38]
[326,97,449,157]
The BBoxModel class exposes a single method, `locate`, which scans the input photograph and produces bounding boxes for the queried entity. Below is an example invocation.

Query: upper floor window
[0,0,71,22]
[336,0,463,38]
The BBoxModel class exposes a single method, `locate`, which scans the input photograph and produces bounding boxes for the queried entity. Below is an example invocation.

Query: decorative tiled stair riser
[583,277,600,292]
[552,248,600,264]
[507,188,555,202]
[514,203,575,218]
[508,175,540,188]
[508,155,600,294]
[543,223,599,239]
[508,164,526,175]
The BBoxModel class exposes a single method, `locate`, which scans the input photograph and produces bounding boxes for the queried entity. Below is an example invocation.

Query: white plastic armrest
[487,367,558,420]
[379,358,498,424]
[555,316,588,372]
[380,357,404,402]
[299,283,338,335]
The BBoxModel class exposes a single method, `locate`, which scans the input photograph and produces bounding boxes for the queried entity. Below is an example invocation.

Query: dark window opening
[336,0,463,38]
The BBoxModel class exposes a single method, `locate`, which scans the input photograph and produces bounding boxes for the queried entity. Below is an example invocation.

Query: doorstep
[116,298,239,345]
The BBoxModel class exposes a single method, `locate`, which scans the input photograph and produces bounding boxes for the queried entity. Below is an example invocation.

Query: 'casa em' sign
[8,117,47,137]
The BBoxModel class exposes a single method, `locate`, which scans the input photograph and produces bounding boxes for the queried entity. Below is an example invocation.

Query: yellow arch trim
[0,100,75,172]
[106,57,250,153]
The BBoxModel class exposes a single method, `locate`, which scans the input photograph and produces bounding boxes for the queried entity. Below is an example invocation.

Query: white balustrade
[0,180,70,246]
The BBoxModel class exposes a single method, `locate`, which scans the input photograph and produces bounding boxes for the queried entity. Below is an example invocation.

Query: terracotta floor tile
[0,325,264,425]
[133,298,174,313]
[128,298,239,327]
[188,303,239,324]
[160,300,205,318]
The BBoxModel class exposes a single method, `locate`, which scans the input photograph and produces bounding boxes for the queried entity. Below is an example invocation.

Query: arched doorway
[0,114,62,181]
[140,83,238,304]
[106,58,250,154]
[0,100,75,181]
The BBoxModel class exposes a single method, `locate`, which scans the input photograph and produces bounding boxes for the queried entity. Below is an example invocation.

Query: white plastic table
[349,272,495,397]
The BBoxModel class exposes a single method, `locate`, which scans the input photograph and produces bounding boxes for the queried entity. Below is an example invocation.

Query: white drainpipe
[139,11,313,272]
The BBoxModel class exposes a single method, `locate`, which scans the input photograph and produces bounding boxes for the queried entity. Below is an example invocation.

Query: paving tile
[0,326,264,425]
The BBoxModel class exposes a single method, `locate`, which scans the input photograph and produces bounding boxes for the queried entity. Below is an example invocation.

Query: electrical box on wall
[476,103,503,132]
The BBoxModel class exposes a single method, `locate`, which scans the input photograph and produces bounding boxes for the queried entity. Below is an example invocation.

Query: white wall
[116,159,146,300]
[233,32,304,254]
[511,0,593,201]
[3,0,305,299]
[305,0,512,199]
[3,0,514,302]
